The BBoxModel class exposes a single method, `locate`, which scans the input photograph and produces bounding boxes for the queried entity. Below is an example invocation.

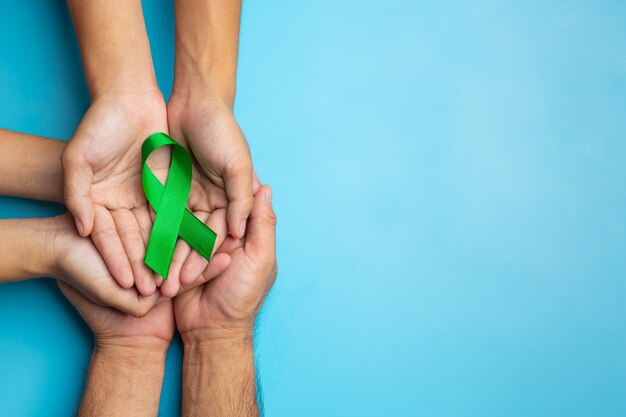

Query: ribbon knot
[142,132,217,278]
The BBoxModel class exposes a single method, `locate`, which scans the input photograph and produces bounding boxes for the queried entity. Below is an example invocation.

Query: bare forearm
[182,336,259,417]
[0,129,64,202]
[80,345,166,417]
[0,217,58,282]
[67,0,157,98]
[172,0,242,104]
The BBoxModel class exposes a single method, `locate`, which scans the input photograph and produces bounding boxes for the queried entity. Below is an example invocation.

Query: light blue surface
[1,0,626,416]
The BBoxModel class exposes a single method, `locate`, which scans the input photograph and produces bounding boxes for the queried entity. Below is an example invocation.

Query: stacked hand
[62,92,167,296]
[175,185,277,342]
[60,185,275,356]
[58,186,276,416]
[0,0,277,414]
[61,90,246,302]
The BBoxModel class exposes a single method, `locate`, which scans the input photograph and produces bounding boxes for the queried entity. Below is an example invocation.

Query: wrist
[90,80,161,102]
[181,325,253,348]
[94,340,168,369]
[171,72,236,109]
[45,214,82,279]
[181,329,258,417]
[182,327,253,366]
[26,216,69,279]
[81,341,167,416]
[90,86,165,109]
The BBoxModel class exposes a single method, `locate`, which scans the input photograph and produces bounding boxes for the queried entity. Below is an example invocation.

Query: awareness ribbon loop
[142,132,217,279]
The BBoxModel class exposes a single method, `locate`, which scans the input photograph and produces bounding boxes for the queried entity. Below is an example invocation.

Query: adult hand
[174,185,275,417]
[169,0,258,240]
[62,91,167,296]
[59,278,173,417]
[174,185,277,342]
[50,213,231,318]
[168,93,259,241]
[59,281,175,352]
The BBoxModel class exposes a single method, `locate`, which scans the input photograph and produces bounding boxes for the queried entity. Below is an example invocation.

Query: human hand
[174,185,277,343]
[59,275,173,417]
[62,91,167,296]
[168,92,259,240]
[49,213,231,318]
[58,280,175,353]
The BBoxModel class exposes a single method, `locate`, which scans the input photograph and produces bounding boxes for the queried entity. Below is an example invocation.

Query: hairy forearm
[80,345,166,417]
[172,0,242,104]
[0,217,58,282]
[182,335,259,417]
[0,129,64,202]
[67,0,158,98]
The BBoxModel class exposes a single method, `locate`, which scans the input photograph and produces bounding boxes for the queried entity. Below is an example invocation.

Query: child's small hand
[47,213,160,317]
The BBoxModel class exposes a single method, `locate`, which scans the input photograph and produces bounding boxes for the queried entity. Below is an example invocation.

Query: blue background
[1,0,625,416]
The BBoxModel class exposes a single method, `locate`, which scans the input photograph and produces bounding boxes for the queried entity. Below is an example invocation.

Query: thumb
[245,185,276,253]
[225,164,254,239]
[177,252,232,295]
[252,169,261,193]
[62,151,95,236]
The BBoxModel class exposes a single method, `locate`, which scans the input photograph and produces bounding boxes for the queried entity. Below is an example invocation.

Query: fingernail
[240,220,247,236]
[266,186,272,202]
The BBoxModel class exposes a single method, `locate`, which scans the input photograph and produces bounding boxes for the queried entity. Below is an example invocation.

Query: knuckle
[232,195,255,211]
[266,211,278,228]
[92,224,116,239]
[120,230,145,247]
[245,194,255,208]
[139,224,152,239]
[132,304,150,318]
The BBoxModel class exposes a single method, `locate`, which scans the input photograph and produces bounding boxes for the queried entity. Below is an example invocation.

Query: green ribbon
[142,132,217,279]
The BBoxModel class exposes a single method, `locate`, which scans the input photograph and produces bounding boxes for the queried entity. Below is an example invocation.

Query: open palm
[62,93,166,296]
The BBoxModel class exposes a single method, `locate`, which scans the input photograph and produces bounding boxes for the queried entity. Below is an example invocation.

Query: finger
[177,253,232,295]
[149,205,156,223]
[224,162,254,239]
[160,238,188,298]
[179,249,208,286]
[173,210,210,287]
[133,207,163,287]
[215,235,244,254]
[92,206,134,289]
[180,210,224,285]
[147,206,163,288]
[252,169,261,193]
[245,185,277,253]
[112,209,156,296]
[133,206,153,247]
[62,151,95,236]
[105,288,159,318]
[59,280,158,319]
